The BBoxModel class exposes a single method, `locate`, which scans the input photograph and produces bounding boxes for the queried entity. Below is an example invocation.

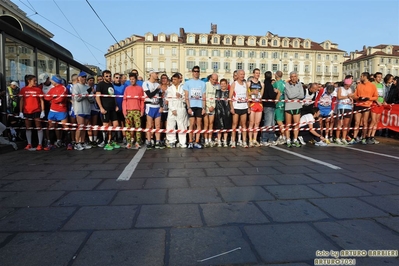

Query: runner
[184,66,206,149]
[204,74,218,147]
[96,70,121,151]
[143,69,165,149]
[335,78,354,145]
[298,107,327,146]
[273,71,286,145]
[122,73,145,149]
[19,75,45,151]
[284,71,304,147]
[247,68,264,147]
[72,71,94,151]
[314,84,336,144]
[261,70,278,146]
[352,72,378,144]
[43,74,68,150]
[214,78,232,147]
[368,72,386,144]
[229,69,249,148]
[166,73,188,148]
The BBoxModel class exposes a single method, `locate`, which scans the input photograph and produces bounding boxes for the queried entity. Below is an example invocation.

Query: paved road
[0,142,398,266]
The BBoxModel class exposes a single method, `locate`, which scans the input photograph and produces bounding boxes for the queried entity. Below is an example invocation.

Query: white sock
[93,136,97,141]
[89,135,93,141]
[37,130,43,145]
[26,130,32,144]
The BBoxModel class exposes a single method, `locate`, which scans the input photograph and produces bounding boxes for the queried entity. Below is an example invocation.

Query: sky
[15,0,399,70]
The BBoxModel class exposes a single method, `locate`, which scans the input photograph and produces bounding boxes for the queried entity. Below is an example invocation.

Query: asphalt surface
[0,139,398,266]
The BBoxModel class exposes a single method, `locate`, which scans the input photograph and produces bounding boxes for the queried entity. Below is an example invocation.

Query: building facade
[105,24,346,83]
[0,0,93,123]
[343,45,399,79]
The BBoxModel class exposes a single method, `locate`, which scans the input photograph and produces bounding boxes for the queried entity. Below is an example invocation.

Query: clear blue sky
[16,0,399,70]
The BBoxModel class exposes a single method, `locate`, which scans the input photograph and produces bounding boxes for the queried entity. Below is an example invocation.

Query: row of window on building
[145,46,340,61]
[4,37,81,85]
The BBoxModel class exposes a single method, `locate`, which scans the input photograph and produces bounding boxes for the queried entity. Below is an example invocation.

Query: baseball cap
[10,81,19,87]
[78,71,87,77]
[87,75,94,80]
[344,78,352,85]
[51,74,63,84]
[148,69,159,75]
[38,73,49,84]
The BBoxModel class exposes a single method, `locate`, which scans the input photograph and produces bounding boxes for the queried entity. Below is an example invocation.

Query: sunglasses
[104,75,111,78]
[193,70,200,73]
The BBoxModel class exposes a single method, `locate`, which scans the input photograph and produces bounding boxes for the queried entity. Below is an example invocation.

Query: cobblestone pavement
[0,142,398,266]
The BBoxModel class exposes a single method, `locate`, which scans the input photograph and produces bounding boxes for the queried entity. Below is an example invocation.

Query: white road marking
[270,146,342,170]
[116,147,146,181]
[341,146,399,160]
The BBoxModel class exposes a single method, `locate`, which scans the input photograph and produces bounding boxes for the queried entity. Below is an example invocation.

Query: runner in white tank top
[229,70,249,148]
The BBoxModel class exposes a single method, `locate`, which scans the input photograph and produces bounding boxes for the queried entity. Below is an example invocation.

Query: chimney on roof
[210,23,217,34]
[179,27,185,37]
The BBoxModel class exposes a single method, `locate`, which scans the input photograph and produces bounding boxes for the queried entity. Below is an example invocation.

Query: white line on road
[116,147,146,181]
[340,146,399,160]
[270,146,342,170]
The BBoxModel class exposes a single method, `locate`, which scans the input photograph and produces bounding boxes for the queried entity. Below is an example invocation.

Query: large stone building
[343,44,399,79]
[105,24,346,83]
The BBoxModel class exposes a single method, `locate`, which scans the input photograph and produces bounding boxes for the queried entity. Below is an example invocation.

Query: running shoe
[204,141,210,148]
[230,141,236,148]
[237,140,242,147]
[146,141,152,150]
[134,143,141,149]
[24,144,32,150]
[180,144,187,149]
[90,141,98,148]
[36,144,43,151]
[97,141,105,148]
[55,140,63,148]
[367,138,375,144]
[104,143,114,151]
[217,141,222,148]
[110,141,120,149]
[159,141,166,149]
[223,141,228,147]
[361,138,367,145]
[242,142,249,148]
[261,142,271,147]
[253,141,260,147]
[125,143,132,149]
[188,142,194,149]
[166,142,175,148]
[292,140,301,147]
[83,143,92,150]
[194,142,203,149]
[315,141,328,146]
[155,142,161,149]
[209,141,215,147]
[372,137,380,144]
[74,143,84,151]
[44,144,55,151]
[335,138,343,145]
[298,136,307,146]
[329,137,334,143]
[67,143,73,150]
[249,141,254,148]
[325,138,331,144]
[341,139,349,145]
[269,141,278,146]
[286,139,292,148]
[348,139,356,145]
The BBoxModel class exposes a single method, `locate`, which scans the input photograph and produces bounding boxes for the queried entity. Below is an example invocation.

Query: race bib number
[190,88,202,99]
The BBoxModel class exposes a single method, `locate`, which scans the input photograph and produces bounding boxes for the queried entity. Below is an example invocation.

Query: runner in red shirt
[19,75,45,150]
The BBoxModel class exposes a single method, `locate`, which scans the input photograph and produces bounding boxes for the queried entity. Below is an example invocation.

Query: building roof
[107,30,345,54]
[344,44,399,63]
